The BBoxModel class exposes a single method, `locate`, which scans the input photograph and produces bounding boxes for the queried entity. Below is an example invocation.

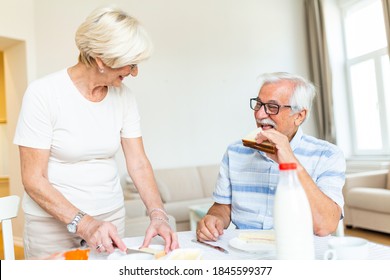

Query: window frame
[340,0,389,156]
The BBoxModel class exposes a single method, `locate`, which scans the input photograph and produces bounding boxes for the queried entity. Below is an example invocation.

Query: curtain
[304,0,336,144]
[383,0,390,55]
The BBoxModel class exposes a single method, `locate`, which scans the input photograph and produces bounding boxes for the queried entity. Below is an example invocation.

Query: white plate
[107,250,155,260]
[107,245,164,260]
[229,238,276,253]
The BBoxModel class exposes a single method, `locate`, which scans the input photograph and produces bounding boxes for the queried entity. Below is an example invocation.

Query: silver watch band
[67,210,86,232]
[72,211,86,224]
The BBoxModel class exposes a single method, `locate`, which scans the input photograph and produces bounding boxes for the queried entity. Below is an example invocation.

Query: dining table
[89,229,390,260]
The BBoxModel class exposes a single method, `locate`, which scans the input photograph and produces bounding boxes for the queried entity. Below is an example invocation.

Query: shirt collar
[289,126,303,151]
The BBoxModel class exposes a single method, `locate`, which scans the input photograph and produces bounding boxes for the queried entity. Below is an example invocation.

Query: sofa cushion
[164,197,213,223]
[346,187,390,213]
[155,178,171,203]
[387,169,390,190]
[124,199,147,218]
[154,167,204,202]
[197,164,220,197]
[125,215,176,237]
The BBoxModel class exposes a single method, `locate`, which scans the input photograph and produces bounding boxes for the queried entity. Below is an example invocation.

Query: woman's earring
[99,68,104,73]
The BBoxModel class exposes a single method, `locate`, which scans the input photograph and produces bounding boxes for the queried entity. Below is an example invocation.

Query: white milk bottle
[273,162,315,259]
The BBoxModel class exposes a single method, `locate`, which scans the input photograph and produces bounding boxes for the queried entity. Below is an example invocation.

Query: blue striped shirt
[213,127,346,230]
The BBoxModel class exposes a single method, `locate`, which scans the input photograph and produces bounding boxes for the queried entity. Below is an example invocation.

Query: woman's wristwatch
[67,211,86,233]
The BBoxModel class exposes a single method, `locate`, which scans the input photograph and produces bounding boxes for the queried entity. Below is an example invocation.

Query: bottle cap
[279,163,297,170]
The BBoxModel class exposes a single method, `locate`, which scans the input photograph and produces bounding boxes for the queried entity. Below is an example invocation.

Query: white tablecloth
[90,229,390,260]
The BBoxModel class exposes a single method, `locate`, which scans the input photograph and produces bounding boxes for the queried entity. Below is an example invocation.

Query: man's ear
[295,109,307,126]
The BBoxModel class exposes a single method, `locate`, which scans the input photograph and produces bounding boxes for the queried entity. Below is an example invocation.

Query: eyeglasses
[250,98,292,115]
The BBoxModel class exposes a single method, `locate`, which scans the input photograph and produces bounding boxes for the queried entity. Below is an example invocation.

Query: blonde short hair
[75,6,153,68]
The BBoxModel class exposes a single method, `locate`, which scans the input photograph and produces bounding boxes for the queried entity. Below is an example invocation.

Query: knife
[80,239,154,255]
[191,239,229,254]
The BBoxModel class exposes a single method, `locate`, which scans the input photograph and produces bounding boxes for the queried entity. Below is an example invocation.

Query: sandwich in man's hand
[242,127,276,154]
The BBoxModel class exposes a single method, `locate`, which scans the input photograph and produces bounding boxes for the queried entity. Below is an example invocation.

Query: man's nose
[254,104,268,118]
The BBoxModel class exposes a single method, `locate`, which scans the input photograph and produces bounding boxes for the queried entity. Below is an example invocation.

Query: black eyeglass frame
[250,98,293,115]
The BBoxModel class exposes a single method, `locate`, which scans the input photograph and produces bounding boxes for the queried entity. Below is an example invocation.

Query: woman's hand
[77,215,127,254]
[141,217,179,253]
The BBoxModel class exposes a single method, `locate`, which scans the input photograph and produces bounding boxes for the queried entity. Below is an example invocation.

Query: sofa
[343,169,390,234]
[124,199,177,237]
[123,164,220,234]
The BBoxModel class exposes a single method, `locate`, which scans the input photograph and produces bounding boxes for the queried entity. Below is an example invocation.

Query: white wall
[1,0,314,242]
[33,0,314,175]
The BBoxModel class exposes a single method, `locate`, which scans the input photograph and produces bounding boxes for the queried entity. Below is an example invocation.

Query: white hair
[257,72,317,119]
[75,6,153,68]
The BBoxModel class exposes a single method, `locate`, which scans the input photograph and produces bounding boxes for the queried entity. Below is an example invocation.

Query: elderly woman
[14,6,178,259]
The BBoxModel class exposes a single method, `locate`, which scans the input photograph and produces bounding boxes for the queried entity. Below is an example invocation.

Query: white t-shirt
[14,69,142,217]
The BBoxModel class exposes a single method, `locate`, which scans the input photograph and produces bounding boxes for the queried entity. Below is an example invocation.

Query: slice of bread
[238,230,275,244]
[140,247,166,259]
[165,249,202,260]
[242,127,276,154]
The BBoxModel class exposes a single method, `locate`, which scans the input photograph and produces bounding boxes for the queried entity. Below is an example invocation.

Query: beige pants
[24,207,125,259]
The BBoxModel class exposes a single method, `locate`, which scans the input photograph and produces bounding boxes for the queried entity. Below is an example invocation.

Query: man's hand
[196,214,225,241]
[256,129,297,163]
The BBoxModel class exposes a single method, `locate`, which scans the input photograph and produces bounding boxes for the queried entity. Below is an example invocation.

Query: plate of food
[229,230,276,253]
[107,245,166,260]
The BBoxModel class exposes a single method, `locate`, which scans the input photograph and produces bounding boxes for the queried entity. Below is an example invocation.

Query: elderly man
[197,72,345,242]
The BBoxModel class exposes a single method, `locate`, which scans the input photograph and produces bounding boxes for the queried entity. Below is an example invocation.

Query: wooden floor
[344,226,390,246]
[0,226,389,260]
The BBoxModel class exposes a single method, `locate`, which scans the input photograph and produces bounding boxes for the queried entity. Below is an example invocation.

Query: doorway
[0,36,28,248]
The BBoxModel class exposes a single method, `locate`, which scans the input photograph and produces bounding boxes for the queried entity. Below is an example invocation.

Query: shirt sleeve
[120,85,142,138]
[13,83,53,149]
[213,150,233,204]
[316,147,346,212]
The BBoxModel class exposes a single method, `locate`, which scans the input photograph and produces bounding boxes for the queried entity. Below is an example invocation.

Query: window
[341,0,389,156]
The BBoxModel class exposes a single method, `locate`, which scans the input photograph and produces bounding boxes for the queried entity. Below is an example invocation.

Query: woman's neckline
[66,65,108,103]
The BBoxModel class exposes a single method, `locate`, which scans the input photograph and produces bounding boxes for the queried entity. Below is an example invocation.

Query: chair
[0,195,20,260]
[343,169,390,234]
